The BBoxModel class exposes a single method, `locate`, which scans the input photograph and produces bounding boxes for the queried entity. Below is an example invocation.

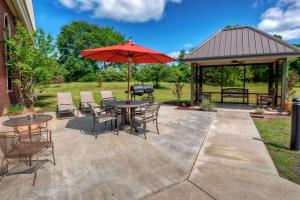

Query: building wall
[0,1,16,114]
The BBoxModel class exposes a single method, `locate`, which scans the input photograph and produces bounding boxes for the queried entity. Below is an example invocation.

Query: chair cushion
[82,102,100,108]
[96,115,114,123]
[58,104,77,111]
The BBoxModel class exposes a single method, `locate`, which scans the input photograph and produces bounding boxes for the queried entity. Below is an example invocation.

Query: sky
[33,0,300,58]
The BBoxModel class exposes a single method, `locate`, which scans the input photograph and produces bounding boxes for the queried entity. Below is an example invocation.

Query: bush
[53,75,64,85]
[200,98,215,111]
[254,108,264,115]
[7,103,24,115]
[78,73,98,82]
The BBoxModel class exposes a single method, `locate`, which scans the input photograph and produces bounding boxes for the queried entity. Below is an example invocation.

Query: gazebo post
[243,65,246,104]
[191,63,196,106]
[275,61,279,106]
[268,63,274,93]
[281,58,287,112]
[199,65,203,99]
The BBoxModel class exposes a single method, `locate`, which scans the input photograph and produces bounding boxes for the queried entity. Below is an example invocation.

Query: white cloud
[168,51,180,59]
[258,0,300,40]
[57,0,182,22]
[184,43,193,48]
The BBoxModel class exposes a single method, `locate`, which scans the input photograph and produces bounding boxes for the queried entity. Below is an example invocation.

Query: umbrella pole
[127,60,131,100]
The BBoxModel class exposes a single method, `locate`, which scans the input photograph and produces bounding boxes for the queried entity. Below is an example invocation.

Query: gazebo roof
[184,26,300,65]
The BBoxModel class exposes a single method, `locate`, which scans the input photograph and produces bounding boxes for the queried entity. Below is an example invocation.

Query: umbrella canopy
[80,40,175,64]
[80,40,175,99]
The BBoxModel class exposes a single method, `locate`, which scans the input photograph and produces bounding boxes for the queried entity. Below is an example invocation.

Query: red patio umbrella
[80,40,175,99]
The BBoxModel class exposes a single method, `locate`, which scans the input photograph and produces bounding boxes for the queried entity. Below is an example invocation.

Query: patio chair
[136,96,154,115]
[88,103,118,138]
[256,88,277,108]
[133,103,160,139]
[100,90,118,113]
[56,92,79,118]
[0,129,55,186]
[80,91,100,115]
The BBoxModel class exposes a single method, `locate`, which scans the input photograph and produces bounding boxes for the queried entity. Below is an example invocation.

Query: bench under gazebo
[183,26,300,111]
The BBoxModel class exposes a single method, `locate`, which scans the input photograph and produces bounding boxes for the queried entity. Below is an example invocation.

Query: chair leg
[0,157,7,182]
[32,171,37,186]
[52,143,56,165]
[92,118,96,134]
[155,117,159,135]
[143,122,147,139]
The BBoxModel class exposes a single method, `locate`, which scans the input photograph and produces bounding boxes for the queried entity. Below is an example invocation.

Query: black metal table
[106,100,148,133]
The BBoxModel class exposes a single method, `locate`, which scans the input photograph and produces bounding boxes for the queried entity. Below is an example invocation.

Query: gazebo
[183,26,300,111]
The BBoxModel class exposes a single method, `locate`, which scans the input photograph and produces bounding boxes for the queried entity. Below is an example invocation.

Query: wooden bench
[221,88,249,104]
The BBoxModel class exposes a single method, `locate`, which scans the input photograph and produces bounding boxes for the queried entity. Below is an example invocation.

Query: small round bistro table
[106,100,149,133]
[3,114,53,135]
[3,114,53,166]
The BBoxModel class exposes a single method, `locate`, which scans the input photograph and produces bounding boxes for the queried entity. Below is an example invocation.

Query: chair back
[88,103,98,116]
[100,91,114,100]
[142,96,155,104]
[145,103,160,115]
[57,92,74,105]
[80,91,94,103]
[0,132,40,157]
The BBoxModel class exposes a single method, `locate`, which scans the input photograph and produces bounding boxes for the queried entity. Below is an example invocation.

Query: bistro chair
[133,103,160,139]
[136,96,154,115]
[0,129,55,186]
[80,91,100,115]
[56,92,79,119]
[88,103,118,138]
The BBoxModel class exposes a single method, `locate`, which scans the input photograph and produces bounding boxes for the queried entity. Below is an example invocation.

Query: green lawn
[35,81,300,112]
[254,118,300,185]
[35,82,192,112]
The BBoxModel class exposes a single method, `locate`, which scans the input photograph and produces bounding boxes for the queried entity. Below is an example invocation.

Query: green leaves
[57,21,125,81]
[5,22,58,108]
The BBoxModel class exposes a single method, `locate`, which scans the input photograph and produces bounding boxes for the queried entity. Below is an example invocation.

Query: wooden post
[190,63,196,106]
[274,61,279,106]
[281,58,287,112]
[199,66,203,96]
[221,66,224,103]
[195,65,200,104]
[268,63,274,93]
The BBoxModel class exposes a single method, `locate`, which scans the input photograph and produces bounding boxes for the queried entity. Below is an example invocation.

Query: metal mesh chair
[0,129,55,186]
[133,103,160,139]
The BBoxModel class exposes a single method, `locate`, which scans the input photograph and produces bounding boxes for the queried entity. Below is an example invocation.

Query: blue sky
[33,0,300,57]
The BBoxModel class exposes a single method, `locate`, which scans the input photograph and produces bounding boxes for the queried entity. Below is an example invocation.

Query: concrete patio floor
[0,105,300,200]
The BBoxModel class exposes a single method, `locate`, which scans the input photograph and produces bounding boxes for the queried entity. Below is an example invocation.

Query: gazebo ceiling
[184,26,300,66]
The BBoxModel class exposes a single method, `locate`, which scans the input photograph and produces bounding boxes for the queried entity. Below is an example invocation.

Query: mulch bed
[250,113,290,120]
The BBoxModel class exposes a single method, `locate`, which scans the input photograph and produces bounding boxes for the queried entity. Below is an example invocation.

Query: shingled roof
[184,26,300,62]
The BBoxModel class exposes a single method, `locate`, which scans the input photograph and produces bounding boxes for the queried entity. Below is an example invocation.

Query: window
[3,14,12,91]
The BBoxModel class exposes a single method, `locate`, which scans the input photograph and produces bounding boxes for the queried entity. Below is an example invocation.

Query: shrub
[254,108,264,115]
[78,73,98,82]
[53,75,64,85]
[200,98,215,111]
[7,103,24,115]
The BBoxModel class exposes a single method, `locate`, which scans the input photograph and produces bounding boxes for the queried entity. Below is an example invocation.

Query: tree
[173,68,184,104]
[6,23,58,108]
[137,64,167,88]
[273,34,283,40]
[57,21,125,81]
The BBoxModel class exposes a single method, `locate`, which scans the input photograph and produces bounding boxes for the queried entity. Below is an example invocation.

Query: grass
[254,118,300,185]
[35,82,192,112]
[35,81,300,112]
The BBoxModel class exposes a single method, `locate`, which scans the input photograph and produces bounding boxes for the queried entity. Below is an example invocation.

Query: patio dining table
[106,100,149,133]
